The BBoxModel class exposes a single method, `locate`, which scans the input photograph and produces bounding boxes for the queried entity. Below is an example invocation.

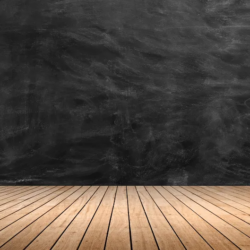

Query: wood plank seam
[0,186,68,232]
[202,187,250,208]
[215,187,250,199]
[0,186,82,248]
[0,187,30,199]
[0,187,39,204]
[1,186,250,250]
[173,187,250,240]
[76,186,110,249]
[0,187,30,195]
[145,187,188,250]
[151,186,214,250]
[103,186,118,250]
[0,186,55,213]
[126,186,133,250]
[48,186,102,249]
[78,187,117,250]
[135,186,160,250]
[23,186,93,249]
[0,186,64,220]
[192,187,250,216]
[199,186,250,215]
[162,186,240,250]
[181,187,250,225]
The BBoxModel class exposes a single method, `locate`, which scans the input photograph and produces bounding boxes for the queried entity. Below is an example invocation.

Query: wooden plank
[166,186,250,249]
[0,187,61,220]
[155,186,238,250]
[52,186,108,250]
[0,186,26,193]
[0,187,21,194]
[0,186,68,231]
[214,186,250,202]
[127,186,158,250]
[202,187,250,208]
[175,187,250,237]
[192,187,250,215]
[210,186,250,197]
[146,186,212,250]
[1,186,92,250]
[137,186,185,250]
[229,186,250,193]
[78,186,117,250]
[0,186,80,247]
[25,186,98,250]
[0,186,12,191]
[0,186,38,202]
[226,186,250,192]
[0,186,56,214]
[185,187,250,223]
[234,186,250,191]
[105,186,131,250]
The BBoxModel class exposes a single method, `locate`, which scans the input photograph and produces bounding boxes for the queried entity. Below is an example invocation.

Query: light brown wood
[0,186,62,220]
[26,186,98,250]
[0,186,250,250]
[146,186,212,250]
[234,186,250,191]
[105,186,131,250]
[167,186,250,249]
[127,186,158,250]
[156,186,238,250]
[78,186,117,250]
[0,186,68,231]
[184,186,250,223]
[191,186,250,215]
[0,186,55,213]
[203,186,250,208]
[52,186,108,250]
[0,186,38,203]
[1,186,91,250]
[137,186,185,250]
[0,186,78,247]
[229,186,250,195]
[214,186,250,203]
[0,187,25,194]
[175,187,250,237]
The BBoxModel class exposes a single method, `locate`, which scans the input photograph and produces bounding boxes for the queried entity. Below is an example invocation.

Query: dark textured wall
[0,0,250,185]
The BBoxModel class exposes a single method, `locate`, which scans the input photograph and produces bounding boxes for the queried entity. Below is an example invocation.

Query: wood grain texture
[145,186,212,250]
[127,186,158,250]
[0,186,62,220]
[174,187,250,237]
[0,186,55,213]
[137,186,185,250]
[52,186,108,250]
[155,186,238,250]
[0,186,38,204]
[78,186,117,250]
[191,186,250,215]
[0,186,78,247]
[0,186,67,231]
[1,186,90,250]
[202,186,250,208]
[105,186,131,250]
[167,186,250,249]
[0,186,250,250]
[26,186,98,250]
[183,187,250,224]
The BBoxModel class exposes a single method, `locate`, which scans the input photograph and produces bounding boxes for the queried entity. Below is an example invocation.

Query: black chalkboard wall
[0,0,250,185]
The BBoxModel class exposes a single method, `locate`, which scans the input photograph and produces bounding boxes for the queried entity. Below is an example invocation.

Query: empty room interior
[0,0,250,249]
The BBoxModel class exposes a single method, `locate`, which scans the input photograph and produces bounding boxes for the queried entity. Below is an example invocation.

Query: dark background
[0,0,250,185]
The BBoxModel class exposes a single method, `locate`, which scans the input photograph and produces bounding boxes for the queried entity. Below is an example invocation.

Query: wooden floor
[0,187,250,249]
